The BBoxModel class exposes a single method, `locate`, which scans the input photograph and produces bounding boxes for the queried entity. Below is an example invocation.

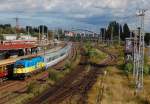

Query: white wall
[3,34,17,40]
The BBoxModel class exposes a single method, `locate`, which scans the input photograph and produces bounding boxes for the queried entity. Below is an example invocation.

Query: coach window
[49,58,52,61]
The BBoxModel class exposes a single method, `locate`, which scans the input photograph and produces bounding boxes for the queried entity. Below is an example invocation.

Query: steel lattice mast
[134,9,147,92]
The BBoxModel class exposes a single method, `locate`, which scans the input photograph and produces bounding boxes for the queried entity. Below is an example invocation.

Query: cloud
[0,0,149,31]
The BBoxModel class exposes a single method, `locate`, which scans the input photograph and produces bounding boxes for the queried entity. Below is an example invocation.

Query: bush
[64,61,71,70]
[123,63,150,75]
[144,65,149,75]
[27,81,38,93]
[124,63,133,73]
[48,69,59,81]
[144,55,148,65]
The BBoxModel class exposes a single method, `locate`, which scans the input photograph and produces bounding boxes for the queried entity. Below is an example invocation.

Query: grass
[6,83,49,104]
[83,42,108,64]
[90,49,107,64]
[88,66,150,104]
[88,46,150,104]
[88,45,150,104]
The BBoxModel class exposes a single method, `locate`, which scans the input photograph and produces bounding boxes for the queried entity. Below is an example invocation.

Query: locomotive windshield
[15,65,24,68]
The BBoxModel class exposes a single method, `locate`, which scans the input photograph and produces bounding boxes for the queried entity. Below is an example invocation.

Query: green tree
[106,21,120,40]
[121,23,130,41]
[145,33,150,45]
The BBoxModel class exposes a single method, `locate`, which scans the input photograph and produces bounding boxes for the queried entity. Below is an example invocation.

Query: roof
[3,34,17,36]
[0,44,37,51]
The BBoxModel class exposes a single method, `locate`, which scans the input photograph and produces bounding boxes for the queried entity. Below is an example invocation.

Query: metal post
[133,30,138,78]
[38,27,40,44]
[58,29,60,41]
[47,29,49,44]
[111,26,113,45]
[100,29,102,43]
[104,29,106,44]
[28,27,30,39]
[42,25,44,39]
[119,25,121,45]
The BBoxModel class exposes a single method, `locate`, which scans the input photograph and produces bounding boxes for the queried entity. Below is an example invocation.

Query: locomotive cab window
[16,65,24,68]
[49,58,52,62]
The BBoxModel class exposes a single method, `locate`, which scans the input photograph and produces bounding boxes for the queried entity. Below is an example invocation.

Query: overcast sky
[0,0,150,32]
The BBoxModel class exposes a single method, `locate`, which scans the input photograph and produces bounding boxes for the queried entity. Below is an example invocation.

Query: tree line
[101,21,150,45]
[0,24,54,40]
[101,21,130,41]
[0,24,49,35]
[0,23,150,45]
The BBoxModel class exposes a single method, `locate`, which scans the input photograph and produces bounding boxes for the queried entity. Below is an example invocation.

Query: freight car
[13,43,71,78]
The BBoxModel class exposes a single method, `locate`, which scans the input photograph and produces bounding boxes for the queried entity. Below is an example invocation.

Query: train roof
[15,56,43,65]
[20,56,42,61]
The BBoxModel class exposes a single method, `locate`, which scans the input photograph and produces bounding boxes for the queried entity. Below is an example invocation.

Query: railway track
[0,45,77,104]
[29,47,117,104]
[0,46,65,89]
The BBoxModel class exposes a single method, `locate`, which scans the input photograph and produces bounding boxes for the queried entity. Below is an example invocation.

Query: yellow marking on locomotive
[14,62,46,74]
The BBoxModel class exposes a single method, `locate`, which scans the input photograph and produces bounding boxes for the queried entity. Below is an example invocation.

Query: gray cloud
[0,0,149,31]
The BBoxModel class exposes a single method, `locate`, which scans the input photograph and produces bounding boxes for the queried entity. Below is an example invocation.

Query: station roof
[0,44,37,51]
[0,46,62,66]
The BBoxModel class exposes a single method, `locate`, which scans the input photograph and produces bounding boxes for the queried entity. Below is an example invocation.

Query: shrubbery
[144,65,150,75]
[48,69,59,82]
[83,42,107,63]
[123,63,150,75]
[27,81,39,95]
[64,61,71,70]
[124,63,133,74]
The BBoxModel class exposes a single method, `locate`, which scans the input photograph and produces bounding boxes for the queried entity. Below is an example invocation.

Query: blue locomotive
[13,43,71,78]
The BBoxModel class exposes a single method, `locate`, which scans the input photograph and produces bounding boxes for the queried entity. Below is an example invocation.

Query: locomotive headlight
[14,68,23,73]
[14,68,17,73]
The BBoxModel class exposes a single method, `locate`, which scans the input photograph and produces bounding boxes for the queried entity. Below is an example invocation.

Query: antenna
[15,17,19,34]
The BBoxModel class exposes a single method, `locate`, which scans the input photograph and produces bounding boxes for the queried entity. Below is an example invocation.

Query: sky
[0,0,150,32]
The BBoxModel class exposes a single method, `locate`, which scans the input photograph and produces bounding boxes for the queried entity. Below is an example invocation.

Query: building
[65,31,75,37]
[19,34,37,41]
[3,34,17,40]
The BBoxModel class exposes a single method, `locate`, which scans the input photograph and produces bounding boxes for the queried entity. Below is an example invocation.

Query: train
[0,43,71,80]
[13,56,46,78]
[13,43,71,78]
[0,65,8,82]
